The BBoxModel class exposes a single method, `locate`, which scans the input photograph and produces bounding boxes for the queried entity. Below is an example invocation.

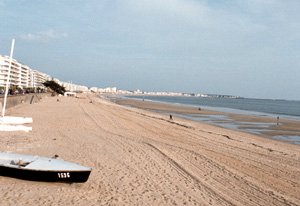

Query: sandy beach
[115,98,300,143]
[0,94,299,205]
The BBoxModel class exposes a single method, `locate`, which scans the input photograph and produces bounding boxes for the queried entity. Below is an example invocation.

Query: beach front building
[0,55,51,91]
[62,82,89,92]
[30,70,51,88]
[93,87,117,93]
[0,55,89,93]
[0,55,30,89]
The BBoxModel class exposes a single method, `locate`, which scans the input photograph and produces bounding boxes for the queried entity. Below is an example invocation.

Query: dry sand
[0,94,299,206]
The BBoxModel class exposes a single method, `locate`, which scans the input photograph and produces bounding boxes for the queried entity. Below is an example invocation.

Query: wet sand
[115,98,300,144]
[0,94,299,205]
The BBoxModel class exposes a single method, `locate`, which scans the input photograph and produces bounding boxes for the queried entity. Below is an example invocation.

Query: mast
[1,39,15,117]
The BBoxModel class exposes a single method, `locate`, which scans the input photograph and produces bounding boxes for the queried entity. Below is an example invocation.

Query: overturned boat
[0,152,92,183]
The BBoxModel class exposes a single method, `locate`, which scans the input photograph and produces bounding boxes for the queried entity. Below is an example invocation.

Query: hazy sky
[1,0,300,100]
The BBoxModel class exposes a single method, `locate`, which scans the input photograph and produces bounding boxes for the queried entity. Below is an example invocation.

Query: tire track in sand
[144,142,234,206]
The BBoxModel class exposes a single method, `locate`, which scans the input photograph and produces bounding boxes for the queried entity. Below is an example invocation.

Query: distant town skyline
[1,0,300,100]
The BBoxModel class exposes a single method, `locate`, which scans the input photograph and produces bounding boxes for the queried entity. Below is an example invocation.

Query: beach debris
[52,154,59,159]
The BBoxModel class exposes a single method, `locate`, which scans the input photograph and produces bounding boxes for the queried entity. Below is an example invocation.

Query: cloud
[20,30,68,42]
[124,0,210,25]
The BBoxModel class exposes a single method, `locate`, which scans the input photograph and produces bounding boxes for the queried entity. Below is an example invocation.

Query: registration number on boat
[58,172,70,178]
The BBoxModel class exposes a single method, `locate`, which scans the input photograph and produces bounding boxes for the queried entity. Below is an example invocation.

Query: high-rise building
[0,55,53,89]
[0,54,89,92]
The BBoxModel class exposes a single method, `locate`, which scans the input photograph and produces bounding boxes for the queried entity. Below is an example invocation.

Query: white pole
[2,39,15,117]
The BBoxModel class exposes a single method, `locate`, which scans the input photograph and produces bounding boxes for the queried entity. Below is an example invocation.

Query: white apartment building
[0,55,26,88]
[97,87,117,93]
[0,55,53,89]
[0,54,90,93]
[31,70,51,88]
[62,82,89,92]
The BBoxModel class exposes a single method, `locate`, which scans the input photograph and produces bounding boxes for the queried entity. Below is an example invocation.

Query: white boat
[0,116,33,125]
[0,152,92,182]
[0,124,32,132]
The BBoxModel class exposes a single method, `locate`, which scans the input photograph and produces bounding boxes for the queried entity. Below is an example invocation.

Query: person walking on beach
[169,114,173,121]
[277,116,279,125]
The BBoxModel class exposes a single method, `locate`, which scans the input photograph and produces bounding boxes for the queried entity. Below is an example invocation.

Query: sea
[126,95,300,145]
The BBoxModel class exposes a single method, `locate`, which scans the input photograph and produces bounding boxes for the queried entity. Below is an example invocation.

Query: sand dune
[0,94,299,205]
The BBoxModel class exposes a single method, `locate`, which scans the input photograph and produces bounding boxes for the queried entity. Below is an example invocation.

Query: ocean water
[126,95,300,145]
[128,96,300,120]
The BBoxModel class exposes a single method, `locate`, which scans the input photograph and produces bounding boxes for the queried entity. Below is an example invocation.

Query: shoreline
[122,95,300,120]
[114,97,300,145]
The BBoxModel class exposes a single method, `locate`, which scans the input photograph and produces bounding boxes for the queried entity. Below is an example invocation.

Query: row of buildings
[0,55,89,92]
[1,54,218,97]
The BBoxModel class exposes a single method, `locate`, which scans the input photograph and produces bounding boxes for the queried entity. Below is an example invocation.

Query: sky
[0,0,300,100]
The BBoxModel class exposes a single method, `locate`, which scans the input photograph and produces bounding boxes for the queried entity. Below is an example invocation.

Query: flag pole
[2,39,15,117]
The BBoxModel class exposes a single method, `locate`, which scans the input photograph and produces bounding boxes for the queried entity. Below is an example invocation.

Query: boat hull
[0,165,91,183]
[0,116,33,125]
